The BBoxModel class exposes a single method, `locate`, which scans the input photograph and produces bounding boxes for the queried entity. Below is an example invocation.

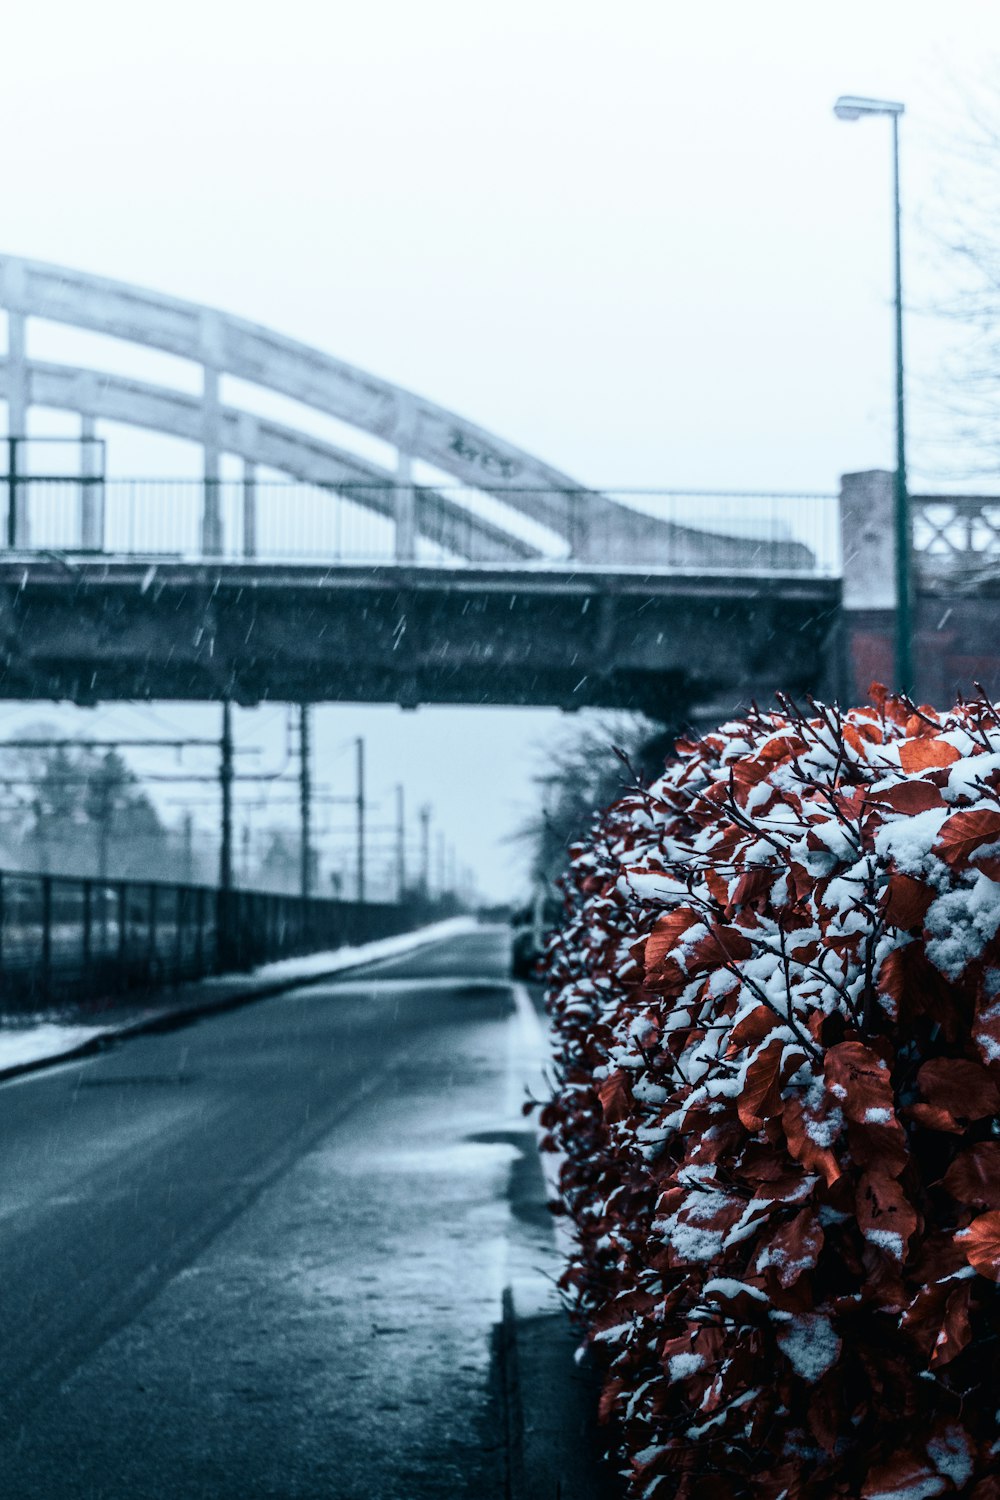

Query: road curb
[502,983,621,1500]
[0,928,457,1088]
[502,1279,618,1500]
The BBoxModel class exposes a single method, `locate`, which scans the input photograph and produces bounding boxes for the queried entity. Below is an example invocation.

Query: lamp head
[835,95,905,121]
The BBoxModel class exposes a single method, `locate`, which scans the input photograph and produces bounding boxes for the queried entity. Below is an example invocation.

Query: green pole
[217,698,235,967]
[219,699,233,893]
[892,112,912,696]
[299,703,312,901]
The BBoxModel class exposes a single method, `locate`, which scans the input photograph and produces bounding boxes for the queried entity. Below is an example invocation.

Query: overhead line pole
[299,704,312,900]
[396,783,406,904]
[356,737,366,905]
[216,699,236,967]
[419,803,431,900]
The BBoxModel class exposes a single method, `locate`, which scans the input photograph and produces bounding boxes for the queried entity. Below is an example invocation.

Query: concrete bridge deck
[0,555,839,716]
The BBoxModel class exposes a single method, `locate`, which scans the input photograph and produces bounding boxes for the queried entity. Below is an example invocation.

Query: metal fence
[0,476,842,576]
[14,475,1000,582]
[0,867,420,1015]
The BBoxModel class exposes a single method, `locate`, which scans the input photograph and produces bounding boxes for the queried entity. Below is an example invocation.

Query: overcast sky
[3,0,999,898]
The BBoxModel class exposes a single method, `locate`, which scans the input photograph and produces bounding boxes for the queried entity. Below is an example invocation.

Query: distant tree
[258,829,301,894]
[923,69,1000,479]
[0,727,168,878]
[514,713,678,894]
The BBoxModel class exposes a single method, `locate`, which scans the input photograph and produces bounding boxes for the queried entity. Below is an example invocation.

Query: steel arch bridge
[0,254,837,714]
[0,253,618,561]
[0,254,816,570]
[0,253,579,560]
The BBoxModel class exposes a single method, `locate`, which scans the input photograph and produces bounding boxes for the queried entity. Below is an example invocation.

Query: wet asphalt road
[0,926,543,1498]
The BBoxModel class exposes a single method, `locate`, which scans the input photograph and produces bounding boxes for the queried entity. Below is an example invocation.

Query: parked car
[510,889,561,979]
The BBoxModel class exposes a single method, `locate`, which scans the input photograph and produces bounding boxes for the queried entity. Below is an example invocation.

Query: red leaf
[825,1041,895,1126]
[843,722,871,757]
[917,1057,1000,1121]
[883,874,934,930]
[730,867,775,910]
[644,907,699,981]
[727,1003,779,1056]
[930,1279,974,1367]
[856,1170,918,1258]
[959,1208,1000,1281]
[908,1103,966,1135]
[731,757,774,793]
[862,1455,945,1499]
[752,1208,824,1287]
[597,1376,625,1424]
[900,1277,953,1355]
[738,1038,793,1132]
[898,737,961,772]
[679,923,755,982]
[847,1114,909,1176]
[782,1095,842,1185]
[869,780,946,815]
[704,868,732,908]
[878,942,964,1038]
[934,808,1000,868]
[877,945,908,1010]
[942,1142,1000,1208]
[758,734,808,763]
[597,1071,633,1124]
[699,922,754,966]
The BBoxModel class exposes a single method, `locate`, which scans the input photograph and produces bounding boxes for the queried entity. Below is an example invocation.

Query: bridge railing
[0,867,421,1015]
[912,494,1000,581]
[0,476,842,575]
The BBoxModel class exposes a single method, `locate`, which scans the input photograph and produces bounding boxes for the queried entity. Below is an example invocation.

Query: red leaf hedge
[540,688,1000,1498]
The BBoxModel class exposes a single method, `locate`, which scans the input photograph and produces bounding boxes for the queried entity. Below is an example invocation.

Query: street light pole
[890,110,911,696]
[834,94,911,694]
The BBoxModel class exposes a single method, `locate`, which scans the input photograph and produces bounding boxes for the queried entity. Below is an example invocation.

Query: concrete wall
[839,469,1000,706]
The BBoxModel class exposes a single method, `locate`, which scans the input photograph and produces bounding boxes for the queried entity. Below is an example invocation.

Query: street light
[834,94,911,695]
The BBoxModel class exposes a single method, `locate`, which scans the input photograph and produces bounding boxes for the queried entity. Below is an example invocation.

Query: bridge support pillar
[839,470,896,703]
[5,310,29,547]
[241,460,257,559]
[79,414,104,550]
[200,361,223,557]
[394,449,416,562]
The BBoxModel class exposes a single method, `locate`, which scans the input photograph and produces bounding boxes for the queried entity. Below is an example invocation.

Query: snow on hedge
[539,687,1000,1499]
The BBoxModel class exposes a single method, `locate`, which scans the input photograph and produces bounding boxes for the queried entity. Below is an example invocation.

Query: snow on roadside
[0,1022,106,1073]
[0,916,484,1078]
[244,915,480,985]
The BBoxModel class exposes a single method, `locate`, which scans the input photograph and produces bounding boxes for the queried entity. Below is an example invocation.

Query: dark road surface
[0,926,554,1498]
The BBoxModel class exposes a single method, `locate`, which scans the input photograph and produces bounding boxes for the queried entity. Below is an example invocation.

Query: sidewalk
[0,916,477,1085]
[503,986,621,1500]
